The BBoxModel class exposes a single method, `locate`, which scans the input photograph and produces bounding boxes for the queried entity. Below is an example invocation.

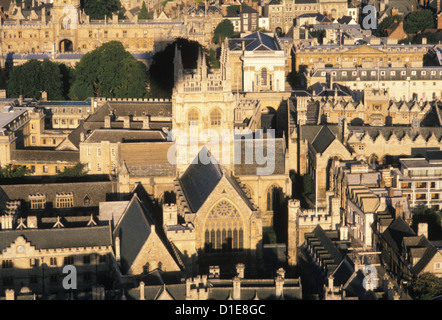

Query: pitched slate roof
[84,129,166,144]
[311,125,337,154]
[113,195,154,274]
[179,147,223,213]
[0,226,112,253]
[0,179,117,215]
[229,32,282,52]
[381,217,416,254]
[10,149,79,164]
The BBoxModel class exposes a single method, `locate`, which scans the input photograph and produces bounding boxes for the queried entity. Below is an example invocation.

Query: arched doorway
[59,39,73,53]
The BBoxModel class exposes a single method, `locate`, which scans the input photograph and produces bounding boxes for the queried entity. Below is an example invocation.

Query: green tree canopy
[81,0,124,20]
[57,163,87,177]
[7,59,66,100]
[226,5,241,15]
[148,38,206,98]
[0,165,30,179]
[213,19,234,44]
[403,9,435,34]
[410,273,442,300]
[138,1,149,19]
[375,15,403,37]
[70,41,147,100]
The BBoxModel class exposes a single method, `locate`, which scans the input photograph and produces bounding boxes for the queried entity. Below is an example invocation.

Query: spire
[120,160,129,176]
[197,47,202,74]
[173,44,183,83]
[201,49,207,79]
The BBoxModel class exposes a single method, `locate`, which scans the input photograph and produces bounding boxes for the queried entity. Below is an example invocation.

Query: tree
[148,38,206,98]
[7,59,65,100]
[410,273,442,300]
[226,5,241,15]
[375,15,402,37]
[138,1,149,20]
[57,163,87,177]
[81,0,124,20]
[403,10,435,34]
[310,30,325,44]
[0,165,30,179]
[70,41,147,100]
[213,19,234,44]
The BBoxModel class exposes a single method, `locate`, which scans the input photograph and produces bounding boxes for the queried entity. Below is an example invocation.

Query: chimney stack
[142,115,150,130]
[115,236,121,263]
[5,289,15,300]
[275,274,284,298]
[104,115,111,128]
[233,276,241,300]
[236,263,245,279]
[139,281,145,300]
[418,223,428,239]
[123,116,130,129]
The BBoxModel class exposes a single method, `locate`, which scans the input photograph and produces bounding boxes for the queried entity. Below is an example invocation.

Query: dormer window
[84,195,91,206]
[55,193,74,208]
[29,194,46,210]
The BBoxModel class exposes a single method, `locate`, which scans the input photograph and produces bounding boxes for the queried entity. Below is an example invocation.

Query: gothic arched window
[261,68,268,86]
[188,109,199,126]
[210,109,221,126]
[204,200,244,252]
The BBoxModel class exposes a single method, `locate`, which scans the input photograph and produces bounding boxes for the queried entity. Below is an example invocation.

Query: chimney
[339,225,349,240]
[328,275,334,290]
[422,37,427,45]
[418,223,428,239]
[139,281,145,300]
[142,115,150,130]
[80,132,85,142]
[41,91,47,101]
[236,263,245,279]
[104,115,111,128]
[123,116,130,129]
[27,216,37,228]
[232,276,241,300]
[185,278,192,299]
[388,187,395,198]
[19,95,23,106]
[5,289,15,300]
[115,236,121,263]
[275,274,284,298]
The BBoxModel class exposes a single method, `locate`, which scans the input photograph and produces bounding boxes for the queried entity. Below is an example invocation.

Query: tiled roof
[179,147,223,213]
[0,225,112,253]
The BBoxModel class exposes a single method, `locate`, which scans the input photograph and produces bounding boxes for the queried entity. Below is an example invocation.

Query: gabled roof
[240,5,257,14]
[179,147,223,213]
[229,32,282,52]
[381,217,416,254]
[113,195,153,274]
[311,125,337,154]
[0,226,112,253]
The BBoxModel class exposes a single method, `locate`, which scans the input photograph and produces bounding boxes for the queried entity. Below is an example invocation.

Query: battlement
[106,97,172,103]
